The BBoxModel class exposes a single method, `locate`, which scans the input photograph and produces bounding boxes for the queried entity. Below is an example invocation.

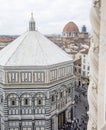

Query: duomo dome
[62,21,79,37]
[63,21,79,33]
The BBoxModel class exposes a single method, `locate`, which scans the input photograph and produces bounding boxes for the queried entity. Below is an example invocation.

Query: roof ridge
[35,32,49,64]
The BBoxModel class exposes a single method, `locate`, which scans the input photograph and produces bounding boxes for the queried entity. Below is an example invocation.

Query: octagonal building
[0,14,74,130]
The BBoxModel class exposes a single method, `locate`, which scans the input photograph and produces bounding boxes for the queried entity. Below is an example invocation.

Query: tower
[82,25,87,33]
[29,13,36,31]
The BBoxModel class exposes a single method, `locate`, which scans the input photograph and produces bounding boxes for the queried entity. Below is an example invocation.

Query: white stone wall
[0,59,74,130]
[0,77,74,130]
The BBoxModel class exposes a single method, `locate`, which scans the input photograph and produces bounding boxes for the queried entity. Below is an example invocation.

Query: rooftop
[0,14,72,66]
[74,58,81,65]
[80,49,89,54]
[0,37,15,43]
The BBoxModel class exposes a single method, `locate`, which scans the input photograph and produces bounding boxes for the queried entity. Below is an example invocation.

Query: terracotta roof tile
[63,21,79,32]
[0,37,16,43]
[80,49,89,54]
[74,58,81,65]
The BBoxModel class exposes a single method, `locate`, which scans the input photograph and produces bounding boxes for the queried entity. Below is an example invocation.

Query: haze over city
[0,0,92,35]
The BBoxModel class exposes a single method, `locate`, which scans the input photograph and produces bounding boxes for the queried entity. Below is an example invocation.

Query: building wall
[81,53,90,78]
[1,79,74,130]
[0,61,74,130]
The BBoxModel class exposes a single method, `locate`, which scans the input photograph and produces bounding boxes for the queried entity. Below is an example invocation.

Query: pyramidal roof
[0,14,72,66]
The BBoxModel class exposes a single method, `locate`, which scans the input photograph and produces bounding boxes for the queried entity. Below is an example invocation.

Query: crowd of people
[59,86,88,130]
[59,118,87,130]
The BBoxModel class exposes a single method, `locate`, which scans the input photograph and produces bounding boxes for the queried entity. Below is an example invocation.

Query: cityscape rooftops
[80,49,89,54]
[0,36,15,43]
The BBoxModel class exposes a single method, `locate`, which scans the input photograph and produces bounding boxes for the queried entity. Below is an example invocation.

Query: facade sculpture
[98,0,106,129]
[87,0,101,130]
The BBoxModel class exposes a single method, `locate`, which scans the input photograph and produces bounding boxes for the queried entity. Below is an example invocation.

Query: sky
[0,0,92,35]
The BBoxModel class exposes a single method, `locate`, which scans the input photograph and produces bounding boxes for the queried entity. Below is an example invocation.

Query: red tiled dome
[63,22,79,32]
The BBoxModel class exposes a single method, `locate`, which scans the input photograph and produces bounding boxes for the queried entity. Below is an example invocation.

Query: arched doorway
[58,111,65,129]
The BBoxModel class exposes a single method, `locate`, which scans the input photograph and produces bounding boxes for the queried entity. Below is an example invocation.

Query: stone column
[98,0,106,129]
[87,0,100,130]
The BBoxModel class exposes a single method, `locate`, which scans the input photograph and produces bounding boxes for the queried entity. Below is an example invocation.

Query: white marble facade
[88,0,106,130]
[0,14,74,130]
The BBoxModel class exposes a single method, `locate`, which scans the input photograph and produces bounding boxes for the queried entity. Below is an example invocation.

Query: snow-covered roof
[0,31,72,66]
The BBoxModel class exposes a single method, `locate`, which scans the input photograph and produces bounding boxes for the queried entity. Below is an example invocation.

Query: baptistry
[0,14,74,130]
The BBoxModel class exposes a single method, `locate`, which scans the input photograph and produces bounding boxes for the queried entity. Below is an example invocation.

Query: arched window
[38,99,42,105]
[60,92,63,98]
[7,94,19,107]
[34,93,46,106]
[24,98,29,105]
[37,98,43,106]
[11,100,15,106]
[52,95,55,102]
[20,94,31,106]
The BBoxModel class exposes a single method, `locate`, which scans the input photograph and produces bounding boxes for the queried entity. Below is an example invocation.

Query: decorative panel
[21,72,32,83]
[7,72,19,83]
[33,72,45,82]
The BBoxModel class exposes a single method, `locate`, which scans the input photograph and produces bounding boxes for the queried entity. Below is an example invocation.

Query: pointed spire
[29,12,36,31]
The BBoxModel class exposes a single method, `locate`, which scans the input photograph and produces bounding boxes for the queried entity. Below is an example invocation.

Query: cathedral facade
[0,14,74,130]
